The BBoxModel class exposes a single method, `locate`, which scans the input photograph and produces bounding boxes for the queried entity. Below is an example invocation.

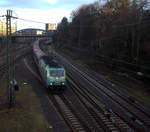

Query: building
[45,23,56,36]
[45,23,56,31]
[14,28,45,36]
[0,20,16,36]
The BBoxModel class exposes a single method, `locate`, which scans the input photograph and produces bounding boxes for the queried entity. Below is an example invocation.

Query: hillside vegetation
[53,0,150,68]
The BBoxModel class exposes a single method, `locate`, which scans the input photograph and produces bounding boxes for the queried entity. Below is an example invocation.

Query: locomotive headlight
[56,77,58,80]
[62,83,65,85]
[50,83,53,86]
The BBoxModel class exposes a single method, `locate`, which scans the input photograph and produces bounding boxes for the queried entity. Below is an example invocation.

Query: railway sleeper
[68,71,135,131]
[68,59,150,128]
[110,115,133,131]
[98,110,134,132]
[54,95,85,131]
[68,87,105,131]
[90,109,119,132]
[76,92,118,131]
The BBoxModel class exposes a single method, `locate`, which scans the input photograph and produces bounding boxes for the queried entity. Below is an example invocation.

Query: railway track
[0,44,26,57]
[67,75,135,132]
[79,68,150,117]
[69,65,150,129]
[48,75,135,132]
[69,59,150,115]
[54,50,150,109]
[64,85,105,131]
[54,51,150,131]
[0,45,29,64]
[23,56,86,132]
[38,43,150,131]
[49,94,87,132]
[24,48,104,131]
[0,47,32,81]
[26,61,130,131]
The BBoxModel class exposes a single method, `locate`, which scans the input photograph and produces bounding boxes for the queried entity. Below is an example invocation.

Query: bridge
[12,28,54,42]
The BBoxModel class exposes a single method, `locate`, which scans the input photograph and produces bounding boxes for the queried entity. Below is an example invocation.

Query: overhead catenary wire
[12,17,56,25]
[0,13,56,25]
[15,17,47,24]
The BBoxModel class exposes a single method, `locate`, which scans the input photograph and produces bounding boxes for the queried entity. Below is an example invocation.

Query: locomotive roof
[33,40,46,59]
[41,56,62,68]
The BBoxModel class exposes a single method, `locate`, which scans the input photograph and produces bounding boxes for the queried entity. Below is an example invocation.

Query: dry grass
[0,78,52,132]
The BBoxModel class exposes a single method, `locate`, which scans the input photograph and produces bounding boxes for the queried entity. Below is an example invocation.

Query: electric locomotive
[33,40,66,91]
[39,56,66,90]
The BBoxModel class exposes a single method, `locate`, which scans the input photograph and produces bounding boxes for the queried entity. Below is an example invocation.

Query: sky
[0,0,99,30]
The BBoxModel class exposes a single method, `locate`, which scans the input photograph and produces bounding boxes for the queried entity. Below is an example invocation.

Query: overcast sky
[0,0,98,30]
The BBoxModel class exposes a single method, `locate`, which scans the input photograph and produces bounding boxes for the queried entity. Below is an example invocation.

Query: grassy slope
[0,78,52,132]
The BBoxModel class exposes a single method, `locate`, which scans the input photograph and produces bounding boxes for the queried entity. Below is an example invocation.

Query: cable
[12,17,56,25]
[0,12,55,25]
[16,17,47,24]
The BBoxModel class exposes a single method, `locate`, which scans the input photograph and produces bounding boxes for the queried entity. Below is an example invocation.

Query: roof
[41,56,62,68]
[33,40,46,59]
[17,28,45,32]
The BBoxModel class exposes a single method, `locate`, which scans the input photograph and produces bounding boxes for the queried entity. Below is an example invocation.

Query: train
[33,39,66,91]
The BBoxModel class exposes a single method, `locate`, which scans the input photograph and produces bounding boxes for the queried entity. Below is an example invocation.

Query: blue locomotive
[33,40,66,91]
[39,56,66,89]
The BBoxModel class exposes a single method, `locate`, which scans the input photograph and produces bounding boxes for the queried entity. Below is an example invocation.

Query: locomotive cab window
[50,70,64,77]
